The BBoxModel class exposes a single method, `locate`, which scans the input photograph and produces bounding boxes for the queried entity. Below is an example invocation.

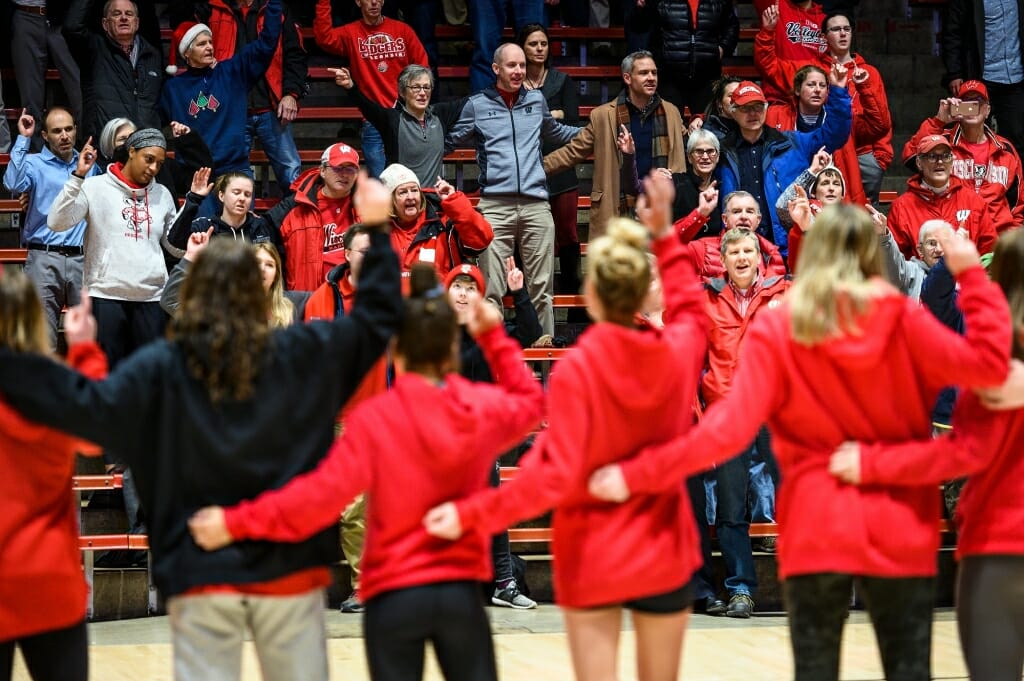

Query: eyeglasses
[827,25,852,33]
[921,239,943,251]
[330,165,359,175]
[406,85,433,93]
[735,103,766,114]
[691,148,719,157]
[920,152,953,163]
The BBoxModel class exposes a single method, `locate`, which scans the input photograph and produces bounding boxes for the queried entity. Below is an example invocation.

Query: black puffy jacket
[654,0,740,77]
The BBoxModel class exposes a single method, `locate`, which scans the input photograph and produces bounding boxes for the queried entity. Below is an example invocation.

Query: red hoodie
[755,31,893,169]
[620,267,1010,579]
[858,390,1024,559]
[887,176,997,259]
[222,325,543,602]
[0,342,107,640]
[454,235,709,608]
[903,118,1024,234]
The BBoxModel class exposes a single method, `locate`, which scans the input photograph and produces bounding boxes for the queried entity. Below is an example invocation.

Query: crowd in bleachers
[2,0,1024,679]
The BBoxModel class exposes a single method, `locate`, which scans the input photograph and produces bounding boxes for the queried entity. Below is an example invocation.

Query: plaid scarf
[616,90,670,214]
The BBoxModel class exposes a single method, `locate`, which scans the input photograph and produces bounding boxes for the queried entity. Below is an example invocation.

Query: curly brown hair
[168,240,270,403]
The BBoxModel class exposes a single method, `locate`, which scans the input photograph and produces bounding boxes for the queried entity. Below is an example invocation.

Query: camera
[951,101,980,117]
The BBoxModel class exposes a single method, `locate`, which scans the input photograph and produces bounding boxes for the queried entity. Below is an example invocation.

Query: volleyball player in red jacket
[829,229,1024,681]
[589,205,1011,681]
[424,173,710,681]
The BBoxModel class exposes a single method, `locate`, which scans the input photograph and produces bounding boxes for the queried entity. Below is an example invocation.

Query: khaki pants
[340,494,366,591]
[168,588,328,681]
[478,196,555,335]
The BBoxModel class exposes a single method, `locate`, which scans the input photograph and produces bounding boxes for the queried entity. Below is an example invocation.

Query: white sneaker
[492,580,537,609]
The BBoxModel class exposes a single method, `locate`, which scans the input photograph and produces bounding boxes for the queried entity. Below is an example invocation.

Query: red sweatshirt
[755,31,893,169]
[222,325,543,602]
[620,267,1010,579]
[0,342,107,640]
[314,0,429,108]
[675,210,787,278]
[753,0,826,101]
[858,390,1024,559]
[887,176,997,259]
[454,235,709,608]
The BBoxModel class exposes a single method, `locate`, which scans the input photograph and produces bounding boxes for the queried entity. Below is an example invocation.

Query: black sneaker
[339,591,364,613]
[725,593,754,618]
[492,580,537,609]
[704,596,728,616]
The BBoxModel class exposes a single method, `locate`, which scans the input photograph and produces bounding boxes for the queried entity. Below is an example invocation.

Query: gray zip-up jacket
[447,87,581,201]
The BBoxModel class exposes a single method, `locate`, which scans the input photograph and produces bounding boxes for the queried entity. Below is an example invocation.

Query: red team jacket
[455,235,709,608]
[903,117,1024,234]
[222,326,543,602]
[887,175,997,259]
[620,266,1010,579]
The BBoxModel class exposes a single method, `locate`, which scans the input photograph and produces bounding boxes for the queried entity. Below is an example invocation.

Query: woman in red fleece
[424,173,709,681]
[0,273,107,681]
[589,203,1011,681]
[188,264,543,681]
[829,228,1024,681]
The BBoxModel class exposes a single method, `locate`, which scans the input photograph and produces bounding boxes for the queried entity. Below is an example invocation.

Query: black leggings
[0,619,87,681]
[364,581,497,681]
[957,555,1024,681]
[784,573,934,681]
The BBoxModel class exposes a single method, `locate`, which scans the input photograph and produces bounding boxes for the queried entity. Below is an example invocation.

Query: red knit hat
[166,22,212,75]
[444,264,485,293]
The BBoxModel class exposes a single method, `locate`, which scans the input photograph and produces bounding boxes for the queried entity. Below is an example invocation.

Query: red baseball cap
[321,143,360,168]
[731,81,768,107]
[917,134,951,156]
[958,80,989,101]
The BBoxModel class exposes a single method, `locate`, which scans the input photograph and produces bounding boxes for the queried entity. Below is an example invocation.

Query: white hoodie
[48,169,185,302]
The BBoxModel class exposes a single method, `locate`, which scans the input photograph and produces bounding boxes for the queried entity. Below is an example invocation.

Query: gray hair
[918,219,952,244]
[723,190,759,213]
[98,117,136,158]
[397,65,435,98]
[102,0,138,18]
[686,129,720,154]
[621,50,655,75]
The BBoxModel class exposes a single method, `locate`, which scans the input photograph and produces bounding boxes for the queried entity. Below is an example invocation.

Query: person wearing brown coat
[543,51,687,238]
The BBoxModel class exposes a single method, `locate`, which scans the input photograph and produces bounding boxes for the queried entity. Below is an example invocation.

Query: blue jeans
[246,110,302,195]
[714,428,772,597]
[468,0,545,93]
[748,434,778,523]
[361,121,386,178]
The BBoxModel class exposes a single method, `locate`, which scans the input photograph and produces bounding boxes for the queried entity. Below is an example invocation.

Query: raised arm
[313,0,352,57]
[237,0,283,88]
[3,123,36,193]
[440,189,493,251]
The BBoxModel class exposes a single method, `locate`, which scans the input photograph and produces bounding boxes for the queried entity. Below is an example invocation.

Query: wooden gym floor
[12,606,988,680]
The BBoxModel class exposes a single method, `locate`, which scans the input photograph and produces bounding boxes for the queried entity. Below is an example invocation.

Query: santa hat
[166,22,212,75]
